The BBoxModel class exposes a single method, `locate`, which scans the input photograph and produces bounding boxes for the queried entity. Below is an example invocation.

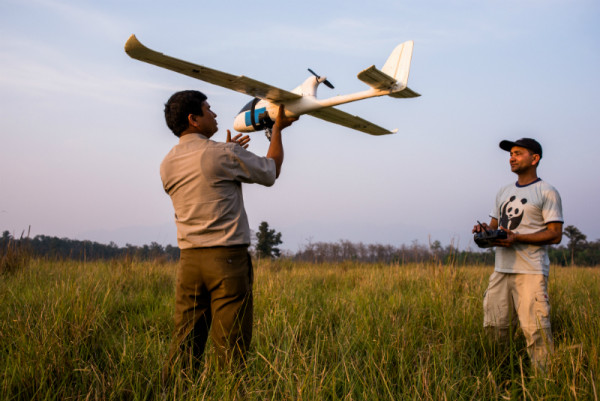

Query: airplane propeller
[307,68,334,89]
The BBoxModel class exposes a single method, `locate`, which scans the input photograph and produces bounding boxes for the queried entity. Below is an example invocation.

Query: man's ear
[187,114,198,129]
[532,154,540,166]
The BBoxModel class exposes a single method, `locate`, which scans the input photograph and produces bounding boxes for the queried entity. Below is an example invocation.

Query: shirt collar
[515,177,541,188]
[179,133,208,144]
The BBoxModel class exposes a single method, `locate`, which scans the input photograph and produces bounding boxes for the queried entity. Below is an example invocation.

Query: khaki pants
[164,245,253,378]
[483,272,554,371]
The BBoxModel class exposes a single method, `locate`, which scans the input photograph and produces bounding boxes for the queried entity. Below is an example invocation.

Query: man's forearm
[266,125,283,178]
[514,228,562,245]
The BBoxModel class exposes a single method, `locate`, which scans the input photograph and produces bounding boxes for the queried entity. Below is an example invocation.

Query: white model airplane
[124,35,420,137]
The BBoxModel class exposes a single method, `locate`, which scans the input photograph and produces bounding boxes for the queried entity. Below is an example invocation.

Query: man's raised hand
[227,129,251,149]
[274,104,298,130]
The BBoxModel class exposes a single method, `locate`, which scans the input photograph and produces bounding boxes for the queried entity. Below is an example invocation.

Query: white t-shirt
[490,179,563,276]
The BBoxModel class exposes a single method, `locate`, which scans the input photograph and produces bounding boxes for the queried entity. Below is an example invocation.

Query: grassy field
[1,259,599,400]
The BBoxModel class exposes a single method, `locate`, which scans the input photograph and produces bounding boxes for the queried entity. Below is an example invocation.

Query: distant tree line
[0,231,180,262]
[2,224,599,266]
[292,239,497,265]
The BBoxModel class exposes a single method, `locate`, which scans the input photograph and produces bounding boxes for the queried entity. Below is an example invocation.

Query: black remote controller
[474,221,507,248]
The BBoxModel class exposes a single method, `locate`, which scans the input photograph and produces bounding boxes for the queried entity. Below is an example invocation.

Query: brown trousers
[164,245,253,377]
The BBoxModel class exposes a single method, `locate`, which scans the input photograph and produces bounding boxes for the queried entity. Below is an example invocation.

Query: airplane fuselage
[232,76,395,133]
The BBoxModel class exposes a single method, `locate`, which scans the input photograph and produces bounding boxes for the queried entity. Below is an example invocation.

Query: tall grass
[0,234,31,276]
[0,259,598,400]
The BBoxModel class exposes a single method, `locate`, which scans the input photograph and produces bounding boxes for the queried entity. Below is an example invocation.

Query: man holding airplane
[473,138,563,372]
[160,90,297,378]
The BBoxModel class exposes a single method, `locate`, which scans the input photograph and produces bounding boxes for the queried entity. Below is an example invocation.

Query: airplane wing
[124,35,302,103]
[308,108,397,136]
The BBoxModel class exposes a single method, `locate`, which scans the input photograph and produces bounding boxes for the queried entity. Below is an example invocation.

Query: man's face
[191,101,218,137]
[509,146,538,174]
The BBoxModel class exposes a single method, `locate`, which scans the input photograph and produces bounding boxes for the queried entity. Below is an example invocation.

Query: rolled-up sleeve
[223,144,277,186]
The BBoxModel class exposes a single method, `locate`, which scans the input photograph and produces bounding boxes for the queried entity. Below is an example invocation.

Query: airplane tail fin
[357,40,420,98]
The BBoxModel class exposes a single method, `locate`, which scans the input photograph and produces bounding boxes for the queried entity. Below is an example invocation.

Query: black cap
[499,138,542,159]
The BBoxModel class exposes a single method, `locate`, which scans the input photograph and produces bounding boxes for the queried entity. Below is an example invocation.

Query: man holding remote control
[472,138,563,372]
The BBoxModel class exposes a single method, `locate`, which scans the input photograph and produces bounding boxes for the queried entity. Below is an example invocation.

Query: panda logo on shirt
[499,196,527,230]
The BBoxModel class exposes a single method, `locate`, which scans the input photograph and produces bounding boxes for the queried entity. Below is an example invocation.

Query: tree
[563,225,587,266]
[255,221,283,259]
[429,239,443,263]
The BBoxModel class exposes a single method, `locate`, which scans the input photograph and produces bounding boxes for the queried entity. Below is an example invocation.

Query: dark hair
[164,90,207,137]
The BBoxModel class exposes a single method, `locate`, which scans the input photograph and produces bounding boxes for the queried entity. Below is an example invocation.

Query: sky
[1,0,599,252]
